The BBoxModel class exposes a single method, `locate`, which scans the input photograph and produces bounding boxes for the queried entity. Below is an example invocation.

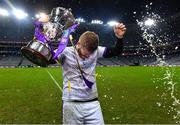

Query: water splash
[136,4,180,123]
[162,68,180,123]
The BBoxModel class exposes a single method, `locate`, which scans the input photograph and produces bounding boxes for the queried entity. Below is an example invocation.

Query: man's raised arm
[103,23,126,58]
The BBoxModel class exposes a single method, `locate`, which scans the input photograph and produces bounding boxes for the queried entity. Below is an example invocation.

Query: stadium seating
[0,23,180,67]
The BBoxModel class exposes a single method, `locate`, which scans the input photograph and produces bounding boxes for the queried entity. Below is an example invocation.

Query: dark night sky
[0,0,180,24]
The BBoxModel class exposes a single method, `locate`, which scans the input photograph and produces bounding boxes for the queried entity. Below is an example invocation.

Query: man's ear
[76,41,80,48]
[77,40,82,45]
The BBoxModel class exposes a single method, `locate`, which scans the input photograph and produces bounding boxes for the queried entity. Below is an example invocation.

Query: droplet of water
[157,102,161,107]
[116,117,120,120]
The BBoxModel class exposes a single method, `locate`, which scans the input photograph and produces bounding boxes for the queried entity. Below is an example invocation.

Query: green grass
[0,66,180,124]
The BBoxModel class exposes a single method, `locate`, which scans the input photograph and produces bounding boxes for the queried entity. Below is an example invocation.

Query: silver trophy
[21,7,77,67]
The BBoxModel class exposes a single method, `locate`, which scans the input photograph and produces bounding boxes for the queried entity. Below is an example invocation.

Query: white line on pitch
[46,69,62,92]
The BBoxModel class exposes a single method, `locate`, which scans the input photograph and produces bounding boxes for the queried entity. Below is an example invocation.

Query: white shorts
[62,100,104,125]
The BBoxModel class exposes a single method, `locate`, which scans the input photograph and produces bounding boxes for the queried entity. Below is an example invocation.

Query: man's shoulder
[63,46,74,53]
[58,46,74,63]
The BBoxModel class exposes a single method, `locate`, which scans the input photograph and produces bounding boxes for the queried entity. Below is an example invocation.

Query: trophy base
[21,40,52,67]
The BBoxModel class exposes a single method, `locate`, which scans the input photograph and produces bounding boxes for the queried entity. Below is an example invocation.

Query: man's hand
[114,23,127,39]
[38,14,50,23]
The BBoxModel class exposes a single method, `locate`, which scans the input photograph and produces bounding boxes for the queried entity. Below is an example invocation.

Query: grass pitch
[0,66,180,124]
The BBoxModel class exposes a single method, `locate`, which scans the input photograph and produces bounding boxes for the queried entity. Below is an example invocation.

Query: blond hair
[79,31,99,52]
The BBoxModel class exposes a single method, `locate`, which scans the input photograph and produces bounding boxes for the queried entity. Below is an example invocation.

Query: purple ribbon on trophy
[33,21,48,43]
[53,24,78,59]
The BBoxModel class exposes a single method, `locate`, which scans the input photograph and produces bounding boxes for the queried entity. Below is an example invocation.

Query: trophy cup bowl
[21,7,76,67]
[21,40,52,67]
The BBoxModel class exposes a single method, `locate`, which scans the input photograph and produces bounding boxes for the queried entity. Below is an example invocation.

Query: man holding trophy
[21,7,126,124]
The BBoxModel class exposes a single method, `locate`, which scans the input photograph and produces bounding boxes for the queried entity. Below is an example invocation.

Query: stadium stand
[0,19,180,67]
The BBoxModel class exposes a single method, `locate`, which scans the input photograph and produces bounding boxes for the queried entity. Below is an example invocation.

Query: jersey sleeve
[97,46,106,58]
[57,47,68,64]
[102,38,123,58]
